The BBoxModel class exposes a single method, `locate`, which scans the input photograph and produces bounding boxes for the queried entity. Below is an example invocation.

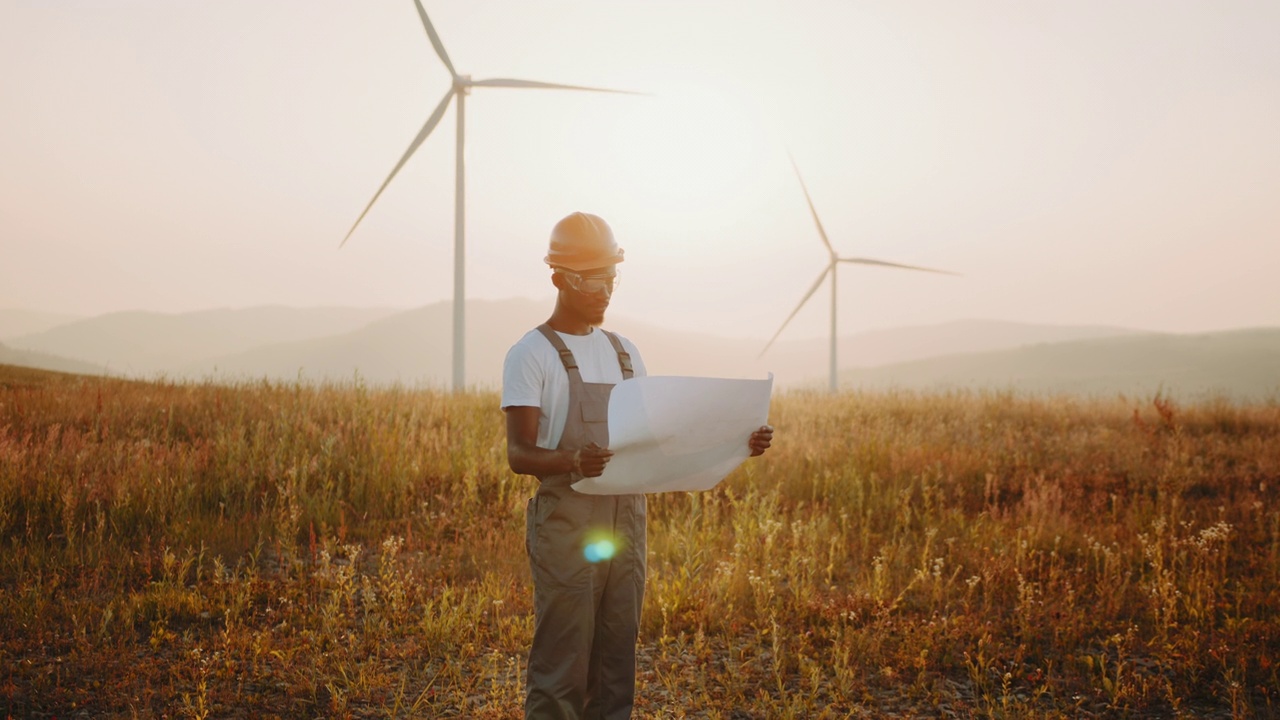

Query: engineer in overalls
[502,212,774,719]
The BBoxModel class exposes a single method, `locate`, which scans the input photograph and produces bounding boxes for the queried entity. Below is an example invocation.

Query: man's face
[558,266,619,326]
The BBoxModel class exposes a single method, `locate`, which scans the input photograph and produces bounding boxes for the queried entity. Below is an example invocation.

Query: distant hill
[0,309,83,340]
[6,306,402,376]
[191,300,790,387]
[189,301,1149,390]
[0,342,108,377]
[839,328,1280,402]
[190,299,551,388]
[10,301,1269,398]
[755,319,1140,386]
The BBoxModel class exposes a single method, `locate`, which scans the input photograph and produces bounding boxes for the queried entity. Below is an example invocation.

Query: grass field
[1,364,1277,718]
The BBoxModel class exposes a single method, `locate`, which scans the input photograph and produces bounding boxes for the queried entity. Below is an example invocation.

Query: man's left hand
[749,425,774,457]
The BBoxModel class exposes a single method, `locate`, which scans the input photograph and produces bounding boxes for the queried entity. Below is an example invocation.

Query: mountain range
[840,327,1280,401]
[0,341,106,377]
[2,302,1276,401]
[2,306,400,376]
[0,309,84,340]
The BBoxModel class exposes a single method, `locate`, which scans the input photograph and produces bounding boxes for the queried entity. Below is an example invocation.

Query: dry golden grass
[1,365,1277,718]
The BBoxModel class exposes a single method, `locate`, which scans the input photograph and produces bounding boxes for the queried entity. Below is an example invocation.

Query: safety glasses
[557,268,620,295]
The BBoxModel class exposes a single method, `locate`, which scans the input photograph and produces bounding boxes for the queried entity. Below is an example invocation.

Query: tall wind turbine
[760,158,960,393]
[340,1,639,391]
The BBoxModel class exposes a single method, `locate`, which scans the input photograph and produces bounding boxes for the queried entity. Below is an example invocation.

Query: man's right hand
[573,442,614,477]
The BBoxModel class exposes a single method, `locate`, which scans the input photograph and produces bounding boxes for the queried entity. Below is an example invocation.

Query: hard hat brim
[544,249,625,272]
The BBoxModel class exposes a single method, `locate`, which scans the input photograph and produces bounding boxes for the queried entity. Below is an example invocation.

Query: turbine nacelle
[759,158,960,392]
[338,1,641,391]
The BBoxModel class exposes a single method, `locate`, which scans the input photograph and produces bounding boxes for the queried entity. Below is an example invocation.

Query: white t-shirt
[501,326,647,451]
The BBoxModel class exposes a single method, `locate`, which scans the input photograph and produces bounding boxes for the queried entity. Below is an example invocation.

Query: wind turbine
[340,1,640,391]
[760,158,960,393]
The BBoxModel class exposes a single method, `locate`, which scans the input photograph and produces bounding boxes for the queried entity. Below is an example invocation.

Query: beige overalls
[525,324,647,720]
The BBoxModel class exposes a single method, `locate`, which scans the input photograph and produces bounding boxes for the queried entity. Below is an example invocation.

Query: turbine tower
[760,158,960,393]
[340,1,639,391]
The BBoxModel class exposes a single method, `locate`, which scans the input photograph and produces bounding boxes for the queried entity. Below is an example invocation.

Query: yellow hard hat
[544,212,625,271]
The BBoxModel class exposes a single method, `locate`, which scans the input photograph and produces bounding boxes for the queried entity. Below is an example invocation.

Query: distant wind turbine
[340,1,641,391]
[760,158,960,393]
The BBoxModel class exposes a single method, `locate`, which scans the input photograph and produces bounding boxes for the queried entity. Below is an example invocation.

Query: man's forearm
[507,444,576,478]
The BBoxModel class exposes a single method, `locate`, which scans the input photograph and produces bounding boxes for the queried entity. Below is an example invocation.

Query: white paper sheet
[571,374,773,495]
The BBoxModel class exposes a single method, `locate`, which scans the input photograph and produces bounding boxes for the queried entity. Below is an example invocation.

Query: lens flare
[583,539,617,563]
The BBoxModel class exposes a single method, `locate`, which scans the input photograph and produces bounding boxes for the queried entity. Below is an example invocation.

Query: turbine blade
[340,90,455,248]
[758,266,832,358]
[788,153,834,258]
[469,77,646,94]
[837,257,961,276]
[413,0,456,78]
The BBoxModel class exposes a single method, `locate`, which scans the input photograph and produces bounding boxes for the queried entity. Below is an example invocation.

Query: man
[501,212,773,719]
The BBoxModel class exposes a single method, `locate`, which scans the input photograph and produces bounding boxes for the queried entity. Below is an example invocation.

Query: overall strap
[601,330,635,380]
[535,324,584,386]
[536,324,634,381]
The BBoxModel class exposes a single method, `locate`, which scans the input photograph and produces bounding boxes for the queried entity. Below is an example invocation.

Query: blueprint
[572,374,773,495]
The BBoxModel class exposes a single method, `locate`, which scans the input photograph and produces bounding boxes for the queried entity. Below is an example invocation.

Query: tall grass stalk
[2,368,1277,717]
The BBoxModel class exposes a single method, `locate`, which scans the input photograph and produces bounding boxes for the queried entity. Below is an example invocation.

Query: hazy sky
[3,0,1279,341]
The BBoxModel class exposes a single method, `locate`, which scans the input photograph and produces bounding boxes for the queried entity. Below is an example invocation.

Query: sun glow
[597,81,784,261]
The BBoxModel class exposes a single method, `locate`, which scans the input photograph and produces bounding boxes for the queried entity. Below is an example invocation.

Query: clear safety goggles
[556,268,620,295]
